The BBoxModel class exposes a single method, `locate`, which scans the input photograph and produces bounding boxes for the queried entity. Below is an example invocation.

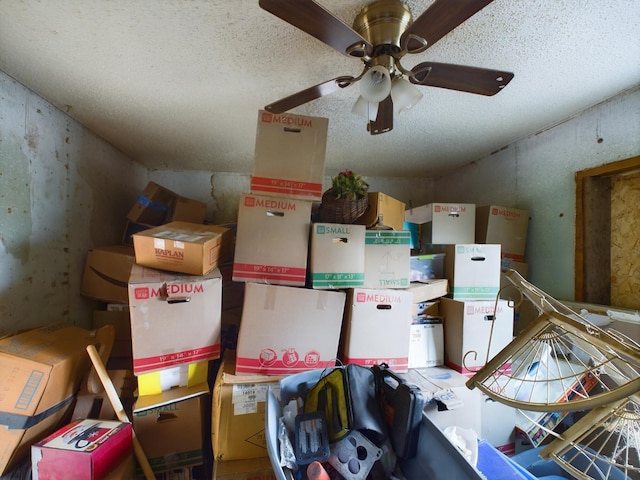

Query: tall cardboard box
[363,230,411,289]
[128,264,222,375]
[232,194,312,286]
[235,283,346,375]
[81,245,135,304]
[0,324,99,475]
[440,297,514,376]
[404,202,475,246]
[444,244,501,301]
[133,385,209,474]
[340,288,414,372]
[250,110,328,201]
[355,192,406,231]
[212,359,284,460]
[309,223,365,289]
[132,221,233,276]
[476,205,529,261]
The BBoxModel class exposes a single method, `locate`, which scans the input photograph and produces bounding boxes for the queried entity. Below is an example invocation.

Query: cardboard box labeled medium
[127,181,207,226]
[133,384,209,474]
[232,194,312,286]
[31,419,132,480]
[355,192,406,231]
[405,203,476,246]
[132,221,233,276]
[250,110,328,201]
[476,205,529,261]
[81,245,135,304]
[309,223,365,289]
[440,297,514,376]
[212,358,284,461]
[235,283,346,375]
[0,324,99,476]
[444,244,501,301]
[128,264,222,375]
[341,288,414,372]
[363,230,411,289]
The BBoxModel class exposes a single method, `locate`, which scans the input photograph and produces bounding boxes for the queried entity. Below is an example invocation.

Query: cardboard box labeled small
[132,221,232,276]
[137,361,209,396]
[31,419,132,480]
[476,205,529,261]
[235,283,346,375]
[127,181,206,226]
[444,244,501,301]
[341,288,414,372]
[440,297,514,376]
[410,253,445,282]
[128,264,222,375]
[0,324,99,476]
[233,194,312,286]
[405,203,475,246]
[363,230,411,289]
[310,223,365,289]
[408,317,444,368]
[133,385,209,474]
[250,110,328,200]
[355,192,406,231]
[212,359,284,460]
[81,245,135,304]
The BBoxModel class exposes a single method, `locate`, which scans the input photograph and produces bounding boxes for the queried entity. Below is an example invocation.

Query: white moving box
[232,194,312,286]
[363,230,411,289]
[309,223,365,289]
[128,264,222,375]
[250,110,328,201]
[405,203,475,245]
[235,283,346,375]
[476,205,529,261]
[444,244,501,301]
[341,288,414,372]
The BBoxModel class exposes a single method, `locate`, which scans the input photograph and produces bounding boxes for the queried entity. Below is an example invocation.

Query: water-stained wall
[0,71,146,335]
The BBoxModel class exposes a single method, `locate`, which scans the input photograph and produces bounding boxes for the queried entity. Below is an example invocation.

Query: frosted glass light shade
[359,65,392,103]
[352,95,379,122]
[391,77,423,114]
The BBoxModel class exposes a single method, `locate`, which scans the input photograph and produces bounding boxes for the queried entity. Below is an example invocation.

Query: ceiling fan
[259,0,514,135]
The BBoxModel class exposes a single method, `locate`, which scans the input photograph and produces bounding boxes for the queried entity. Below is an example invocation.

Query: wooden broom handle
[86,344,155,480]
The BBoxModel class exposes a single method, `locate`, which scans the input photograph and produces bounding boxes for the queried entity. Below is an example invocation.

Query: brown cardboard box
[133,385,209,474]
[476,205,529,261]
[250,110,328,201]
[232,194,312,286]
[132,221,233,276]
[81,245,135,304]
[213,457,276,480]
[128,264,223,375]
[355,192,406,231]
[127,181,207,226]
[0,324,99,475]
[212,358,284,460]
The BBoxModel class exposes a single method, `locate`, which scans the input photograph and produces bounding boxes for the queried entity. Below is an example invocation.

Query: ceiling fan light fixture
[359,65,392,103]
[391,77,423,114]
[352,95,379,122]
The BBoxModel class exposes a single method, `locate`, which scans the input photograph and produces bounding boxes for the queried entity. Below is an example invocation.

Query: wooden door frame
[575,155,640,302]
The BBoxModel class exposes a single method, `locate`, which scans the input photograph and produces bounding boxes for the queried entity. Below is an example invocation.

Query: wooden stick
[86,344,155,480]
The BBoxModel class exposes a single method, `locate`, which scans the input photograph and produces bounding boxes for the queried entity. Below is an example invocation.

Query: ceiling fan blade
[368,96,393,135]
[410,62,514,96]
[259,0,372,57]
[401,0,494,53]
[264,76,355,114]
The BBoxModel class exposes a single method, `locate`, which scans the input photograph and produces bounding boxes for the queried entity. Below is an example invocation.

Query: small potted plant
[318,169,369,224]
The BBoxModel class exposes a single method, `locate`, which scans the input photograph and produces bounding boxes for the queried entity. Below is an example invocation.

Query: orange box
[81,245,135,304]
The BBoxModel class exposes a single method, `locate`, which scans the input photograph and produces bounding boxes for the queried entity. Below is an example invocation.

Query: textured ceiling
[0,0,639,178]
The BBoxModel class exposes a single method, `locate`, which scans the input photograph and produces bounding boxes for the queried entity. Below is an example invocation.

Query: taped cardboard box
[81,245,135,304]
[128,264,223,375]
[235,283,346,375]
[31,419,132,480]
[127,181,207,226]
[212,358,284,460]
[355,192,406,231]
[132,221,233,276]
[232,194,312,286]
[250,110,328,201]
[309,223,365,289]
[0,324,99,475]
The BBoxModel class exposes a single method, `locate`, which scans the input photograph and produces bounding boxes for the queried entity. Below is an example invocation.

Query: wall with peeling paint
[433,86,640,301]
[0,71,147,335]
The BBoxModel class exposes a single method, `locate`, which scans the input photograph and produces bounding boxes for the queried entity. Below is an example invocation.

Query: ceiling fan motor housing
[353,0,413,57]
